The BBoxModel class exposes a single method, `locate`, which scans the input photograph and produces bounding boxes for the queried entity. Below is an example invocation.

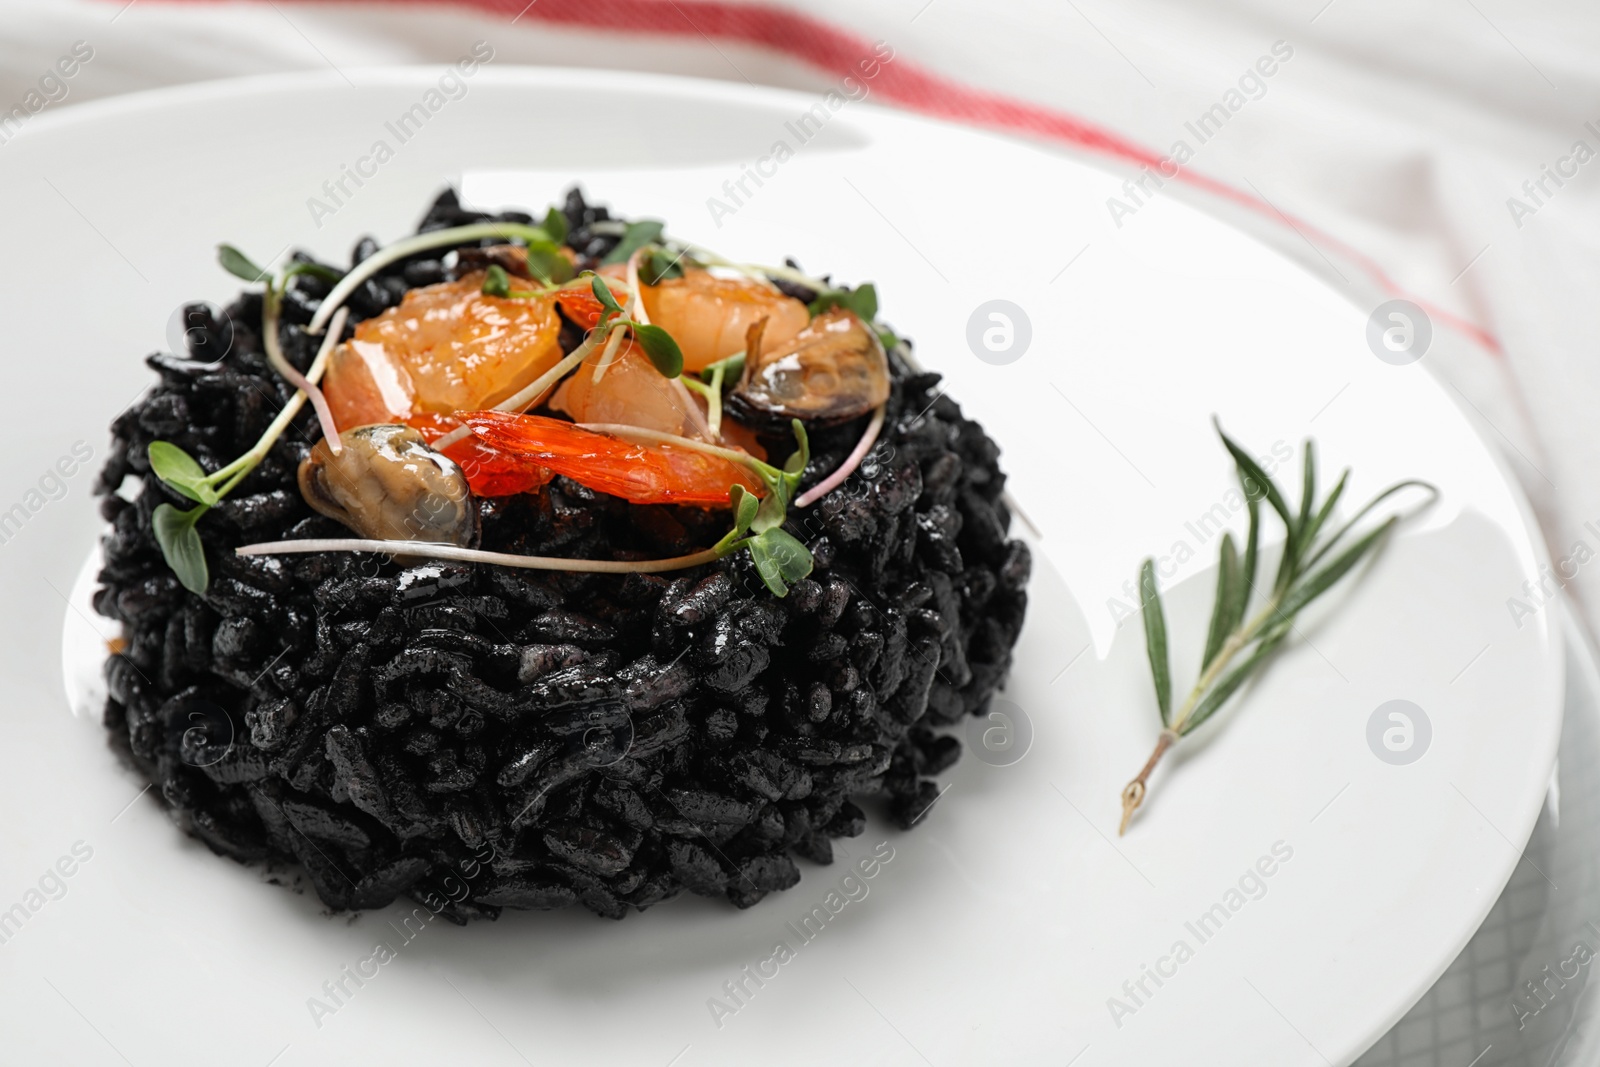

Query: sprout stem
[208,306,349,486]
[262,287,344,455]
[706,362,726,440]
[235,538,726,573]
[577,422,774,477]
[795,404,886,508]
[308,221,554,335]
[682,244,830,292]
[590,322,628,385]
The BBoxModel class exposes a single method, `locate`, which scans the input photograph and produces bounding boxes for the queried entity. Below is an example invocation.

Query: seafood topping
[298,424,478,546]
[321,274,564,430]
[549,336,711,441]
[733,307,890,423]
[460,411,765,507]
[639,268,810,373]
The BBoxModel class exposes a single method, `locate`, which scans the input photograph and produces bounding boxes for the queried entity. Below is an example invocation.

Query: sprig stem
[1118,590,1284,834]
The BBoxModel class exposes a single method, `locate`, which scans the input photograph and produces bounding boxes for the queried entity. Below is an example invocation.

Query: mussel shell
[451,244,533,280]
[731,307,890,425]
[297,424,479,547]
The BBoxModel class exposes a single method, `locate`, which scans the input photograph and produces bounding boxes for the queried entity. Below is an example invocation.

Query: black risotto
[92,189,1031,922]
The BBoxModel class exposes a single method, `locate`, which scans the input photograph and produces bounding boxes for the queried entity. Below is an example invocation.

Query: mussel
[731,307,890,424]
[297,424,478,546]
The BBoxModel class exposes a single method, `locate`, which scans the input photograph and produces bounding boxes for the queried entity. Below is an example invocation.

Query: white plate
[0,68,1562,1067]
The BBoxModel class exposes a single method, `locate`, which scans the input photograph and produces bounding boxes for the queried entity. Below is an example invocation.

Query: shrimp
[548,334,713,440]
[405,412,555,498]
[322,272,564,430]
[637,268,810,372]
[450,410,764,507]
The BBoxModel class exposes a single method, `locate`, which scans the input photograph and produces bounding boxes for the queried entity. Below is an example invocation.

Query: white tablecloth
[4,0,1598,638]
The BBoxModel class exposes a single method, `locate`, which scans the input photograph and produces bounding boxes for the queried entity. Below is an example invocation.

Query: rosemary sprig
[1118,420,1437,835]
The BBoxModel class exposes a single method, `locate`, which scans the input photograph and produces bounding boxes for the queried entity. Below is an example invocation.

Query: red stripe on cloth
[156,0,1503,355]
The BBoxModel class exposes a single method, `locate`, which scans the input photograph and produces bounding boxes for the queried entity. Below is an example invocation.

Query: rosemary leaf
[1297,439,1316,536]
[1218,420,1296,538]
[1278,516,1398,619]
[1301,467,1350,551]
[1302,479,1433,571]
[1179,630,1289,736]
[1202,533,1240,669]
[1241,495,1261,604]
[1139,559,1173,727]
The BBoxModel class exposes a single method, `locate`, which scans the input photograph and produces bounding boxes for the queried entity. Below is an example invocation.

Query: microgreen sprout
[587,273,683,377]
[602,219,665,266]
[541,205,569,246]
[146,245,351,595]
[1118,421,1437,835]
[574,419,811,594]
[481,264,512,298]
[689,350,746,440]
[239,419,816,595]
[641,245,689,285]
[809,282,878,322]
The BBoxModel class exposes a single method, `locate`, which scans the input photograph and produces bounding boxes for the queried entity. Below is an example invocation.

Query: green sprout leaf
[701,351,746,385]
[809,283,878,323]
[525,243,574,286]
[542,206,569,246]
[782,418,810,482]
[153,503,210,595]
[631,323,683,378]
[762,528,813,583]
[1138,558,1173,727]
[481,264,512,298]
[282,261,344,286]
[641,246,686,285]
[217,244,268,283]
[590,273,623,316]
[745,529,813,598]
[603,220,666,265]
[847,283,878,322]
[746,536,788,597]
[147,442,219,506]
[750,487,787,534]
[730,484,760,535]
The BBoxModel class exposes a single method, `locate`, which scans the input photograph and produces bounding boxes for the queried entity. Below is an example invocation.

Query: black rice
[93,189,1031,922]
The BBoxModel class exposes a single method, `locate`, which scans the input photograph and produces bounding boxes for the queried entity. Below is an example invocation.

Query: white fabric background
[3,0,1597,637]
